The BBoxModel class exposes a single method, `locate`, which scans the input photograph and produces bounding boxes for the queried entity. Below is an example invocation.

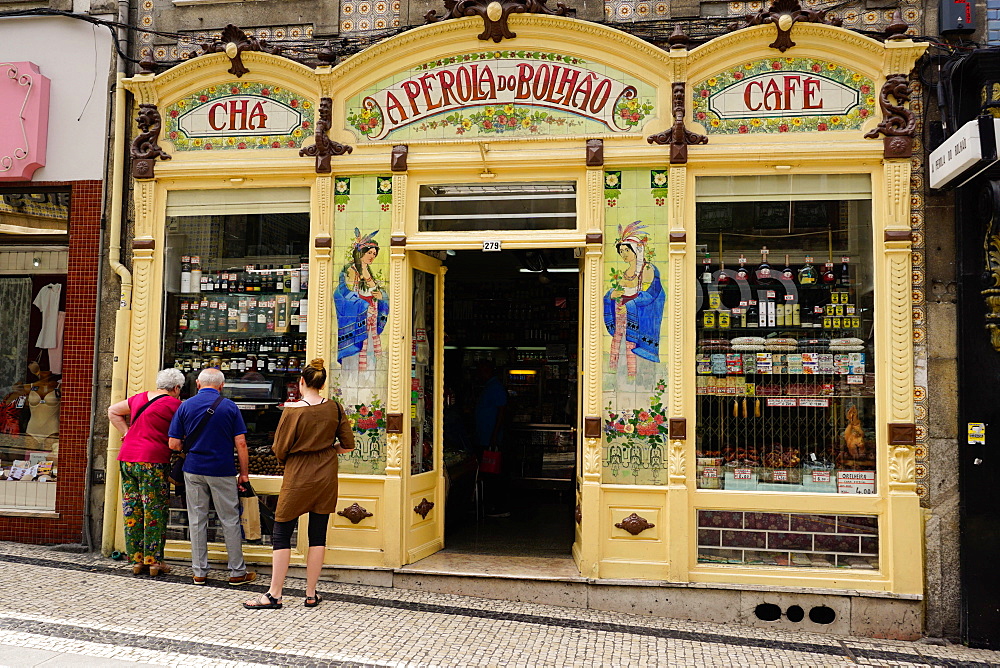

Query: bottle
[781,254,794,282]
[746,299,759,328]
[798,255,817,285]
[700,252,712,284]
[238,298,249,333]
[237,268,246,293]
[221,272,229,292]
[821,260,836,285]
[180,256,192,293]
[266,301,275,332]
[252,265,262,293]
[199,300,210,333]
[838,256,851,287]
[284,265,293,292]
[190,256,202,293]
[298,297,308,333]
[189,301,200,331]
[755,246,772,282]
[216,302,227,332]
[290,300,301,330]
[179,300,189,331]
[290,269,301,293]
[300,261,309,291]
[736,255,750,282]
[717,258,731,285]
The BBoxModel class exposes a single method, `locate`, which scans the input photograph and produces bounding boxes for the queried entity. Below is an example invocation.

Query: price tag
[799,398,830,408]
[483,240,502,252]
[734,468,753,479]
[702,467,718,478]
[837,470,876,494]
[773,469,788,481]
[766,397,797,407]
[812,470,831,482]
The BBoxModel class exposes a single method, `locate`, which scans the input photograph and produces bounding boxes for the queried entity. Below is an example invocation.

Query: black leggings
[271,512,329,551]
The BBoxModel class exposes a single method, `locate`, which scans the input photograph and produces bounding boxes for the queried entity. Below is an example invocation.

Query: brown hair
[301,358,327,390]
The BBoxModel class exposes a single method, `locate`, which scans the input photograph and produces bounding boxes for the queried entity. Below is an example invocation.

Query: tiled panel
[0,180,100,544]
[341,0,401,34]
[696,510,879,570]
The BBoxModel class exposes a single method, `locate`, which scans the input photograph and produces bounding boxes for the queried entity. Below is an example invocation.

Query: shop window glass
[162,188,310,487]
[418,182,576,231]
[0,189,70,511]
[695,175,875,494]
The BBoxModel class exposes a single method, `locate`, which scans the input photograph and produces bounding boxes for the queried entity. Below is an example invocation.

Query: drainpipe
[101,57,133,555]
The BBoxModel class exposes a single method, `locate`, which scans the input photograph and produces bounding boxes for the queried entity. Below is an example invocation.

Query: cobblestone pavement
[0,541,998,668]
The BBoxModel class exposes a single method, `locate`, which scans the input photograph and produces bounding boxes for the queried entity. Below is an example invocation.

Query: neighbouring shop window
[0,189,70,511]
[418,182,576,232]
[162,187,309,489]
[697,510,879,570]
[694,174,875,494]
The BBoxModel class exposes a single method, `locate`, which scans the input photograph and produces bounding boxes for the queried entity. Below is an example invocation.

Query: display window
[694,174,875,494]
[0,189,70,511]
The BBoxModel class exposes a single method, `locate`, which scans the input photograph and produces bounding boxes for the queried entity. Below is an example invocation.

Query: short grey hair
[156,368,185,390]
[197,367,225,388]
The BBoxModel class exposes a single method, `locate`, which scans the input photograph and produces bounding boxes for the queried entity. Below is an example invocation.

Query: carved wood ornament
[300,97,354,173]
[130,104,171,179]
[615,513,655,536]
[647,83,708,164]
[200,24,283,78]
[733,0,842,53]
[425,0,574,43]
[338,502,374,524]
[864,74,917,159]
[414,497,435,519]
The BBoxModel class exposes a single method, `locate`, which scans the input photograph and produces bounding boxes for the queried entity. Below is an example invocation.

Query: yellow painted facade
[109,15,926,599]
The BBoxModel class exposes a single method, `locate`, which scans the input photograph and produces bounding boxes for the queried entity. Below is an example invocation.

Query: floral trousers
[120,462,170,565]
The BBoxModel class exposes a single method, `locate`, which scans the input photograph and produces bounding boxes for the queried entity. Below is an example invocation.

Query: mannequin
[3,361,60,448]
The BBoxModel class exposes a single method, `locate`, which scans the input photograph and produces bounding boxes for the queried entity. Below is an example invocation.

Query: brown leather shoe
[228,571,257,586]
[192,576,207,585]
[149,563,171,577]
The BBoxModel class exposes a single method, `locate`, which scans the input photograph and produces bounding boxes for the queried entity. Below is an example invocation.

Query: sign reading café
[692,57,877,134]
[344,49,657,141]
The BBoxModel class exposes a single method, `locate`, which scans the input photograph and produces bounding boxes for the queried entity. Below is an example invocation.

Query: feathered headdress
[617,221,648,246]
[353,227,379,252]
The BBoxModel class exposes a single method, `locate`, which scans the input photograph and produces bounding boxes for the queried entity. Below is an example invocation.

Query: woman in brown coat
[244,359,354,609]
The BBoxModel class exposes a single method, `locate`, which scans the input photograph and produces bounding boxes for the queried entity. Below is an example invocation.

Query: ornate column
[310,176,333,374]
[578,166,604,578]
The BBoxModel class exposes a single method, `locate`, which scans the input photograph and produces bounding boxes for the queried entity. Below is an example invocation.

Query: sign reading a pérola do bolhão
[344,50,657,141]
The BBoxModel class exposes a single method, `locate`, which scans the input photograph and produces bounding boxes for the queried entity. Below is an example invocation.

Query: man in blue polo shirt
[168,367,256,586]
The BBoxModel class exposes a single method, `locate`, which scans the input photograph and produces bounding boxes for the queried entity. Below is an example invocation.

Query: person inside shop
[107,368,184,576]
[168,367,257,586]
[474,361,509,518]
[243,359,354,610]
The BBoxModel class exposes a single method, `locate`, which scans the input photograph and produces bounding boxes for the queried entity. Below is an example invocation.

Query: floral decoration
[439,105,585,136]
[691,58,876,135]
[342,399,387,470]
[346,104,384,137]
[412,50,588,72]
[603,380,668,479]
[377,176,393,211]
[650,169,668,206]
[614,96,654,130]
[335,177,351,212]
[604,171,621,207]
[163,81,312,151]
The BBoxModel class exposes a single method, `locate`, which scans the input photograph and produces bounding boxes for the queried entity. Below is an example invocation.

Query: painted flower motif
[779,124,789,132]
[861,84,871,94]
[652,172,667,187]
[624,423,635,434]
[605,172,620,188]
[521,118,531,128]
[204,143,213,150]
[238,142,247,149]
[738,125,748,134]
[859,108,869,118]
[336,180,348,193]
[290,99,299,107]
[771,61,782,70]
[710,119,721,127]
[272,141,281,148]
[462,119,472,129]
[792,118,802,126]
[733,71,743,80]
[484,106,495,117]
[744,62,753,69]
[817,123,828,131]
[361,110,371,119]
[866,96,876,106]
[827,63,837,70]
[700,89,709,98]
[378,179,392,192]
[831,116,841,125]
[750,118,762,127]
[707,77,718,86]
[198,95,208,102]
[812,64,822,73]
[503,104,514,114]
[231,87,240,94]
[852,73,862,81]
[261,88,270,96]
[696,111,706,120]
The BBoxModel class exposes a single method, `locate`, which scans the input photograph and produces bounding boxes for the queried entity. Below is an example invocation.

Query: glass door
[405,252,445,563]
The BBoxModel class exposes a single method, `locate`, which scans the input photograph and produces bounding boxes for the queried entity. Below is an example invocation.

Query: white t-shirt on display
[33,283,62,349]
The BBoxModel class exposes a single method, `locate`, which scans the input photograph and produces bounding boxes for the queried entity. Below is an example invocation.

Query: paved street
[0,541,997,668]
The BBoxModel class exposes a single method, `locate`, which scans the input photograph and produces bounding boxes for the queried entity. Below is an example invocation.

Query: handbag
[480,448,502,475]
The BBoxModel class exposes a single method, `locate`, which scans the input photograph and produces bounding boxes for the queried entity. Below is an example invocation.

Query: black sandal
[243,592,282,610]
[304,592,322,608]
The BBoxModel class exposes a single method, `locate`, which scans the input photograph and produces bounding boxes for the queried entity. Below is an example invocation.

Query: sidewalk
[0,541,997,667]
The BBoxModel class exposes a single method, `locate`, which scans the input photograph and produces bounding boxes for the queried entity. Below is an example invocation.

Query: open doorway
[440,248,579,558]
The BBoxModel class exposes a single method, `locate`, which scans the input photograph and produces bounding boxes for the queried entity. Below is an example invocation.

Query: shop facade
[0,11,112,543]
[113,8,926,636]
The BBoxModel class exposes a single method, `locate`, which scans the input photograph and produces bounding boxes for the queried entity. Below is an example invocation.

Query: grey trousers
[184,472,246,577]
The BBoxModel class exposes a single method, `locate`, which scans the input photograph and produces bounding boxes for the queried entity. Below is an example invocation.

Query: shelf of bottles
[695,247,876,494]
[164,255,310,477]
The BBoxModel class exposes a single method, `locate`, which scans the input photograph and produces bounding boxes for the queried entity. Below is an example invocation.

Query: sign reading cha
[709,72,860,119]
[177,95,303,138]
[361,61,639,140]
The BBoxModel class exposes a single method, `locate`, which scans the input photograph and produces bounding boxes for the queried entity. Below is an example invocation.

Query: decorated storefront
[110,4,927,636]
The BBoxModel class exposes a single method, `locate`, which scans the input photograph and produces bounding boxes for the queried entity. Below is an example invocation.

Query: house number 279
[482,240,501,252]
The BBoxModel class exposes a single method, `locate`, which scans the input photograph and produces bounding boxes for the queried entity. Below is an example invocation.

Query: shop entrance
[439,248,580,558]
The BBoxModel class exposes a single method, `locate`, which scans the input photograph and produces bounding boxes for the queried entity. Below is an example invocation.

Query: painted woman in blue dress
[603,221,665,380]
[335,229,389,371]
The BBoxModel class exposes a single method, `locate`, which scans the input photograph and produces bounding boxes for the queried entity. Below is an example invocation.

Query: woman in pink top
[108,368,184,576]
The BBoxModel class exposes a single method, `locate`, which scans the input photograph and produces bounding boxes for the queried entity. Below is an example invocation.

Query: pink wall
[0,61,50,182]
